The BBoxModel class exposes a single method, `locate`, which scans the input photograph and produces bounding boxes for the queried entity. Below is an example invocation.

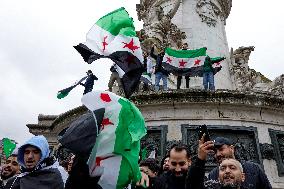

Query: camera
[197,124,211,142]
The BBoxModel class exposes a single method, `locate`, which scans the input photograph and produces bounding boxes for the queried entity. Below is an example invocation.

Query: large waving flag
[162,47,207,76]
[81,91,147,189]
[74,7,144,98]
[2,138,16,158]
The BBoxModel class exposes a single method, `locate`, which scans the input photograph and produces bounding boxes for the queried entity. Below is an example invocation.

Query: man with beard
[5,135,68,189]
[0,153,20,188]
[208,137,271,189]
[153,144,192,189]
[217,158,245,189]
[186,136,246,189]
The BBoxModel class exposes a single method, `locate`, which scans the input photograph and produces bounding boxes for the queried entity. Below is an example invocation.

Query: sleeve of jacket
[208,167,219,180]
[255,163,272,189]
[186,158,206,189]
[150,47,157,60]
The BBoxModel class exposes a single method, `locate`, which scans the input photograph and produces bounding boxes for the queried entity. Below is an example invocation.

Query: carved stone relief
[269,129,284,176]
[230,46,271,92]
[230,46,284,98]
[136,0,186,51]
[140,126,168,160]
[260,143,275,160]
[268,74,284,98]
[196,0,222,27]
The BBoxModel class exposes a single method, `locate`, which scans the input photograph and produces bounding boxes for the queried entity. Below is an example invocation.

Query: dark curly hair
[139,158,160,174]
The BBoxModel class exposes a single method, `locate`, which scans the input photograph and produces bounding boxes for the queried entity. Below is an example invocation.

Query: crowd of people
[0,134,272,189]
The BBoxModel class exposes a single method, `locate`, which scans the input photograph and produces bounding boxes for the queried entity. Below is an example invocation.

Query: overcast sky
[1,0,283,144]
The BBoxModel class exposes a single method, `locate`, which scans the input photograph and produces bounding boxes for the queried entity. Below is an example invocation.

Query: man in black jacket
[152,144,192,189]
[150,45,169,91]
[176,43,190,89]
[208,137,272,189]
[81,70,98,95]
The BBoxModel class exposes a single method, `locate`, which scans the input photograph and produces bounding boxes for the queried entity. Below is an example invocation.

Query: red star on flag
[102,36,108,52]
[194,59,201,66]
[122,38,140,53]
[166,57,172,64]
[179,59,187,67]
[100,93,111,102]
[95,156,109,166]
[101,118,114,130]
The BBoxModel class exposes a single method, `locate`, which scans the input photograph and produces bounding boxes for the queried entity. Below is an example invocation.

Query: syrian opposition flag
[140,72,152,85]
[2,138,16,158]
[74,7,144,98]
[162,47,207,76]
[211,57,225,75]
[81,91,147,189]
[57,76,88,99]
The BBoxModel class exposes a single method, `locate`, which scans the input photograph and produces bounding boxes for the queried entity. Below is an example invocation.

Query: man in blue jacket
[5,135,68,189]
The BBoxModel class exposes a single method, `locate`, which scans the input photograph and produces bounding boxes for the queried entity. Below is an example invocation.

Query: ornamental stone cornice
[28,89,284,136]
[130,89,284,110]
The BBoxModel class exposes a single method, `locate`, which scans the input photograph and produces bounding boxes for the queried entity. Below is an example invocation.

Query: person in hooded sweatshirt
[5,135,68,189]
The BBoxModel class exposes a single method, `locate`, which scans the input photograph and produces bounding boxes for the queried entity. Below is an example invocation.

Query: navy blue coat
[82,74,98,94]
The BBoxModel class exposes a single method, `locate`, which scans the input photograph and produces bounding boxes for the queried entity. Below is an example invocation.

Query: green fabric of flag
[2,138,16,158]
[140,147,147,161]
[165,47,206,58]
[96,7,136,37]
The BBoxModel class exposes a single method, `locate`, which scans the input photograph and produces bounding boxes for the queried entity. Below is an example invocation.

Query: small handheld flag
[2,138,16,159]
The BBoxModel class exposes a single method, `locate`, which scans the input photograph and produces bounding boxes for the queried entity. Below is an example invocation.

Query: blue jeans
[203,72,215,91]
[155,72,168,91]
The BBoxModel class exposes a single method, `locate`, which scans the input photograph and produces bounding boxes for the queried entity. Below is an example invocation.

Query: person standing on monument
[80,70,98,95]
[208,137,272,189]
[108,64,124,95]
[150,44,169,91]
[177,43,190,89]
[202,56,225,91]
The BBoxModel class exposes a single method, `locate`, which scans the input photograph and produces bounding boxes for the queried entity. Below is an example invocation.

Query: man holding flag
[203,56,225,91]
[80,70,98,95]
